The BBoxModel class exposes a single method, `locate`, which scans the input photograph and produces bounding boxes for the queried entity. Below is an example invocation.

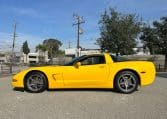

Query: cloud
[18,33,43,52]
[0,32,42,52]
[12,7,37,16]
[61,31,100,50]
[2,6,48,19]
[0,32,13,51]
[15,7,47,19]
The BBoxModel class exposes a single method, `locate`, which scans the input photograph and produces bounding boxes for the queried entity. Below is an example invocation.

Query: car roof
[86,53,110,56]
[84,53,105,56]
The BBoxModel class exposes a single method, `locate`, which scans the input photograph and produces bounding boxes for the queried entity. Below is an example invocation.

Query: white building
[0,52,12,63]
[65,48,101,57]
[28,53,39,64]
[21,50,49,64]
[0,56,7,63]
[65,48,77,57]
[65,47,150,57]
[133,47,150,55]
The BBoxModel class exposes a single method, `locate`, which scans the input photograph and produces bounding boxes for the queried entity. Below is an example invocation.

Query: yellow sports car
[12,53,156,94]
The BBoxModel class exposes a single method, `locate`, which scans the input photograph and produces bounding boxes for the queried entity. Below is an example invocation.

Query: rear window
[110,55,129,62]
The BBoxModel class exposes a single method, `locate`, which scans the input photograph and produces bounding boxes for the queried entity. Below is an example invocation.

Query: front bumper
[11,72,25,88]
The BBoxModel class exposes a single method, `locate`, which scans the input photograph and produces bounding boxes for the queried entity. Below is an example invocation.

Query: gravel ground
[0,75,167,119]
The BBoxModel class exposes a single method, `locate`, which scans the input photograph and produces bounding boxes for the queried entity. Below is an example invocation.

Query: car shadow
[13,88,140,94]
[47,88,119,93]
[13,87,24,92]
[13,87,117,93]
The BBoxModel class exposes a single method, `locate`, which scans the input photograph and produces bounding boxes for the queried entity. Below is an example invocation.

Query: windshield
[63,55,87,66]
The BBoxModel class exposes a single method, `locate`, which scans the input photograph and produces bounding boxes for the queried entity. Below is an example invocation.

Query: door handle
[99,66,105,68]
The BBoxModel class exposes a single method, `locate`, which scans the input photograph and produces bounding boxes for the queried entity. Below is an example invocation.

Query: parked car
[12,53,156,94]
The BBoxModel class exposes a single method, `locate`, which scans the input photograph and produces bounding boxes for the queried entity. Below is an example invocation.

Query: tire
[25,71,47,93]
[115,71,138,94]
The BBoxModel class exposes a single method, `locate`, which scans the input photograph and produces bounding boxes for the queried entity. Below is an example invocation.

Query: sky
[0,0,167,52]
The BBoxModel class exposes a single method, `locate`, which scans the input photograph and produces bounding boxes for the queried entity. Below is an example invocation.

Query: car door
[62,55,110,87]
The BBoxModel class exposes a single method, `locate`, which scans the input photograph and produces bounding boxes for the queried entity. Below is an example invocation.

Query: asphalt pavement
[0,75,167,119]
[157,72,167,78]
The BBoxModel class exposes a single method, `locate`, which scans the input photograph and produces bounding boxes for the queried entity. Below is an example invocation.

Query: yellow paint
[12,53,156,89]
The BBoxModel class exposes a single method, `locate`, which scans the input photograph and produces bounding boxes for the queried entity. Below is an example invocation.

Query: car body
[12,53,156,93]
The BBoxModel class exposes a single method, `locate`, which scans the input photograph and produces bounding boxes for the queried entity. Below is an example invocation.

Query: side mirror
[74,62,81,68]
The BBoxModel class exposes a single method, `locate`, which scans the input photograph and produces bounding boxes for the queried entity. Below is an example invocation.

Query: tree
[153,17,167,70]
[96,8,141,55]
[22,41,30,63]
[43,38,62,58]
[0,53,5,57]
[36,44,47,63]
[36,44,47,52]
[140,25,158,54]
[57,50,65,56]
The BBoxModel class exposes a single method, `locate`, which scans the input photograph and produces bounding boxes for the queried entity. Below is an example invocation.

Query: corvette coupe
[12,53,156,94]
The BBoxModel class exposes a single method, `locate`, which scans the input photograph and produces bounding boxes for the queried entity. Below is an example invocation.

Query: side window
[80,56,105,65]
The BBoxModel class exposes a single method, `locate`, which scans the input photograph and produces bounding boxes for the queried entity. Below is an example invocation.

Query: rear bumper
[140,63,156,86]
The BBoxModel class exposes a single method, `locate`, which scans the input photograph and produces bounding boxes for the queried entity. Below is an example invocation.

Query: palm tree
[36,44,48,63]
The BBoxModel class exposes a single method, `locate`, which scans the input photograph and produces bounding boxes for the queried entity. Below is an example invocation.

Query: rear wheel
[25,72,47,93]
[115,71,138,94]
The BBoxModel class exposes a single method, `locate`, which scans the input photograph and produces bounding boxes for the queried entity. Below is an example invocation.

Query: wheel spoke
[125,84,128,92]
[29,83,36,87]
[128,81,135,86]
[27,73,45,92]
[34,84,38,89]
[118,73,137,93]
[120,82,125,85]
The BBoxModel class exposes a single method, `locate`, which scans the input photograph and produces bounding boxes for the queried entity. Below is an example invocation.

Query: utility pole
[10,22,17,73]
[12,22,17,56]
[73,14,85,57]
[68,41,71,48]
[50,46,53,64]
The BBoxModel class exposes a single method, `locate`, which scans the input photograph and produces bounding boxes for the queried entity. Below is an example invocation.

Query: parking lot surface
[0,75,167,119]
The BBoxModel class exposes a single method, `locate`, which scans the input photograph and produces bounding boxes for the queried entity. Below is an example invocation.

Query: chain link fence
[0,56,166,75]
[0,63,28,76]
[154,61,166,72]
[124,55,166,72]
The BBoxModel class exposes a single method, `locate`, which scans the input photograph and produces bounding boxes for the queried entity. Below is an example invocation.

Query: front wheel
[115,71,139,94]
[25,72,47,93]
